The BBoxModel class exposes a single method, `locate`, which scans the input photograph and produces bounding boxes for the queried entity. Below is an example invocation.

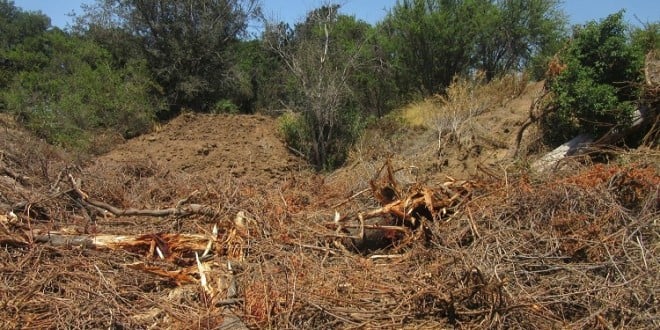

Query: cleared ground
[1,79,658,329]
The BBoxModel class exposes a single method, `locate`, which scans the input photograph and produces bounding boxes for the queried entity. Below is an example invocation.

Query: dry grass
[400,73,528,152]
[343,73,536,186]
[3,144,657,328]
[237,159,659,329]
[1,105,659,329]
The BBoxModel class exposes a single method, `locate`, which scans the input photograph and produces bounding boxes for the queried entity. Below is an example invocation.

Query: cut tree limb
[530,52,658,169]
[532,107,654,173]
[34,231,210,254]
[0,165,30,185]
[513,88,551,157]
[67,174,221,219]
[326,170,474,253]
[532,134,594,172]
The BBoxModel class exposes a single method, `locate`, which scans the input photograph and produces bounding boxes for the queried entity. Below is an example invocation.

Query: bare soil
[96,112,308,185]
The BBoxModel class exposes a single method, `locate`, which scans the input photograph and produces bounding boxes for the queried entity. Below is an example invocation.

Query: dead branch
[126,262,199,285]
[369,159,402,205]
[330,187,371,209]
[324,223,411,233]
[0,165,30,186]
[513,87,551,157]
[0,175,33,201]
[326,164,474,254]
[359,183,470,223]
[34,232,210,255]
[67,174,221,219]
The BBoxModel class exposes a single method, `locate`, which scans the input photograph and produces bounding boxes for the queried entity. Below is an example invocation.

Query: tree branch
[67,174,221,219]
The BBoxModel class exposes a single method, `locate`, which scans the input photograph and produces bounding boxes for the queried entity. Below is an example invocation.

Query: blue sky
[13,0,660,29]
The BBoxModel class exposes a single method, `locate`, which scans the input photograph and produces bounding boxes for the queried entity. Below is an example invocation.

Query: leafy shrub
[211,99,240,114]
[630,22,660,55]
[543,12,644,144]
[267,6,372,170]
[2,31,161,153]
[277,111,307,155]
[277,105,366,170]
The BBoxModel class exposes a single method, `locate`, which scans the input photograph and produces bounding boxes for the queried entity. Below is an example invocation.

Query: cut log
[533,51,658,172]
[66,174,222,219]
[533,107,655,173]
[34,232,210,255]
[595,108,654,145]
[532,134,593,172]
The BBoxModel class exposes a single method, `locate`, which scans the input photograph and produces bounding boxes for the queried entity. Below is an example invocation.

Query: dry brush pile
[238,159,658,329]
[1,120,659,329]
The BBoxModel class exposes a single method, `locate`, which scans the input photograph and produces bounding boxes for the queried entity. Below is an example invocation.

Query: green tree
[0,0,50,49]
[542,12,644,144]
[381,0,476,95]
[230,38,287,113]
[77,0,261,114]
[473,0,566,80]
[0,0,51,91]
[2,30,160,152]
[381,0,566,95]
[337,15,398,117]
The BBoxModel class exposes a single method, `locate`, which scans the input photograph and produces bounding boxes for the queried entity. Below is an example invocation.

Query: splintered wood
[327,160,474,253]
[0,174,251,327]
[2,215,249,288]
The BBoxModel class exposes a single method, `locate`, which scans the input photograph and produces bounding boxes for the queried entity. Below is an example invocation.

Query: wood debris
[326,160,474,253]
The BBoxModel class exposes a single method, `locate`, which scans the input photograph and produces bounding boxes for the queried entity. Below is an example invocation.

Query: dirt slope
[327,81,545,194]
[90,80,543,192]
[94,112,307,185]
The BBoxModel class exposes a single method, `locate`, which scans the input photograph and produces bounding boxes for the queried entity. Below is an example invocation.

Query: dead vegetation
[1,75,659,328]
[2,130,658,329]
[400,73,528,152]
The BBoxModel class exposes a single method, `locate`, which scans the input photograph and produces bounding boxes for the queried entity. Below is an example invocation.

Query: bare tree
[265,5,369,169]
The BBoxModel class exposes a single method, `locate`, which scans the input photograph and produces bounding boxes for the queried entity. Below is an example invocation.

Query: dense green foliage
[0,1,49,50]
[2,0,655,168]
[75,0,261,115]
[381,0,566,95]
[631,21,660,54]
[2,30,159,152]
[1,0,160,153]
[543,12,646,144]
[0,1,51,91]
